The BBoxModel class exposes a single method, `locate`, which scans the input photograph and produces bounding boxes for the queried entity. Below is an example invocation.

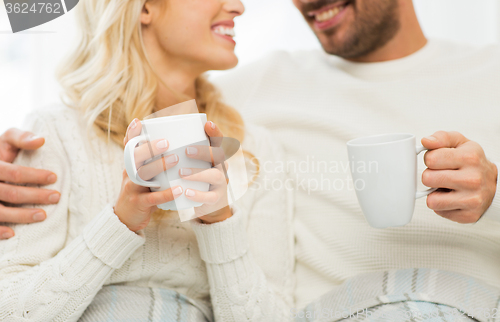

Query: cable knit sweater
[0,105,294,321]
[212,39,500,310]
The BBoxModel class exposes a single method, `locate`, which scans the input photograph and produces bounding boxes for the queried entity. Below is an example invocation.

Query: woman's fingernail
[186,189,196,197]
[172,186,183,197]
[49,193,60,203]
[33,212,46,222]
[425,136,437,142]
[186,147,198,155]
[130,119,137,129]
[156,139,168,150]
[166,154,178,165]
[1,232,13,239]
[209,121,216,129]
[47,174,57,184]
[180,168,192,176]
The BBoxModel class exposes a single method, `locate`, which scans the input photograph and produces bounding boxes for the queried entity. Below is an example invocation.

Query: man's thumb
[421,131,468,150]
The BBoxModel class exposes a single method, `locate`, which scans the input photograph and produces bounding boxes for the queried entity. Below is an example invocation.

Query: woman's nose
[223,0,245,16]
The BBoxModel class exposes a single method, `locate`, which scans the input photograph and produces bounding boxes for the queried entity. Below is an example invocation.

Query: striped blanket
[79,285,210,322]
[295,268,500,322]
[77,268,500,322]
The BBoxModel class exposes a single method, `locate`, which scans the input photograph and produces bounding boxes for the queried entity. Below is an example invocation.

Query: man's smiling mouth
[307,1,351,24]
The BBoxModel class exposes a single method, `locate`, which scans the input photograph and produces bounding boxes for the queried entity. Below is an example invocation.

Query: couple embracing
[1,0,500,321]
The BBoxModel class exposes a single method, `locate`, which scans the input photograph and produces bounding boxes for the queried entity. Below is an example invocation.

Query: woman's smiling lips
[308,1,351,31]
[211,20,236,44]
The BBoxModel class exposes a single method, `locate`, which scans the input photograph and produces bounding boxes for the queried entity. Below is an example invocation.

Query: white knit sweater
[212,39,500,310]
[0,106,294,321]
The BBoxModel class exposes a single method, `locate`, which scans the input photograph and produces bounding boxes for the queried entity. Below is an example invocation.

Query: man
[209,0,500,318]
[1,0,500,319]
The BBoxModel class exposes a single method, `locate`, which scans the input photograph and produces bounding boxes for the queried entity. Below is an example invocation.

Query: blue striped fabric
[79,285,210,322]
[295,268,500,322]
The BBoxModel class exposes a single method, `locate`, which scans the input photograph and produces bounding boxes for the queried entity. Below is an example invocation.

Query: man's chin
[314,31,350,56]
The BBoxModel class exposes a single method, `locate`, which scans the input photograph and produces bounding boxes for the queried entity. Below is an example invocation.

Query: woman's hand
[114,119,183,232]
[181,121,232,224]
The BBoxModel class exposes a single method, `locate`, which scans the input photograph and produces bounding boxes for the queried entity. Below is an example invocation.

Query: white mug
[124,113,211,211]
[347,133,437,229]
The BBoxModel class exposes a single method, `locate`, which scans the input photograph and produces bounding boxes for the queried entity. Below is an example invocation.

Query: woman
[0,0,294,321]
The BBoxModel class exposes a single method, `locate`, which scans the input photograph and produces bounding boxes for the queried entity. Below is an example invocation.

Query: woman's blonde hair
[57,0,245,147]
[57,0,257,221]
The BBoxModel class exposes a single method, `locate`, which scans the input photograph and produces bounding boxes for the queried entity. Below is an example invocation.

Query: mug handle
[415,144,438,199]
[124,135,162,188]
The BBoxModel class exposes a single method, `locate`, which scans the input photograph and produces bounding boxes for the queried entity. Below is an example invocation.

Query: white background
[1,0,499,133]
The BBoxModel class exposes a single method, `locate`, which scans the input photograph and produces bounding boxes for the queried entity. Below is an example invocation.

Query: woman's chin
[208,55,239,71]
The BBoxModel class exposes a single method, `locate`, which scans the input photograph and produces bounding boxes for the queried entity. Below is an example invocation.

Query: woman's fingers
[141,186,183,207]
[125,118,171,168]
[186,145,225,166]
[205,121,224,147]
[137,154,179,181]
[124,119,142,145]
[133,139,170,168]
[185,188,221,205]
[188,120,226,164]
[122,170,150,194]
[179,166,228,185]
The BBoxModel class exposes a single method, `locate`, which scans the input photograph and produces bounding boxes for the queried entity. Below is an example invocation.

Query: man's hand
[421,131,497,224]
[0,128,60,239]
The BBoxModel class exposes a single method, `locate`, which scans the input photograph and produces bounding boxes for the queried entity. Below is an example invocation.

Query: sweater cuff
[190,205,248,264]
[83,204,145,269]
[481,162,500,223]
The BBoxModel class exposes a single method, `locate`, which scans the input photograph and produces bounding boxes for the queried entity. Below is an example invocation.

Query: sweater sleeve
[190,126,295,322]
[479,162,500,223]
[0,112,145,321]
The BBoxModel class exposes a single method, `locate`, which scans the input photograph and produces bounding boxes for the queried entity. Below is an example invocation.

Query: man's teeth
[315,6,345,22]
[213,26,235,37]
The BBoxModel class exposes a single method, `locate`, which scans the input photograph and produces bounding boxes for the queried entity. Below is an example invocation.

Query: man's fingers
[0,183,60,205]
[137,154,179,181]
[426,190,463,211]
[2,128,45,151]
[427,189,486,223]
[0,161,57,185]
[0,204,49,239]
[0,226,15,239]
[141,186,183,207]
[434,209,479,224]
[0,204,46,224]
[421,169,462,190]
[421,131,469,150]
[424,148,461,170]
[422,169,486,190]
